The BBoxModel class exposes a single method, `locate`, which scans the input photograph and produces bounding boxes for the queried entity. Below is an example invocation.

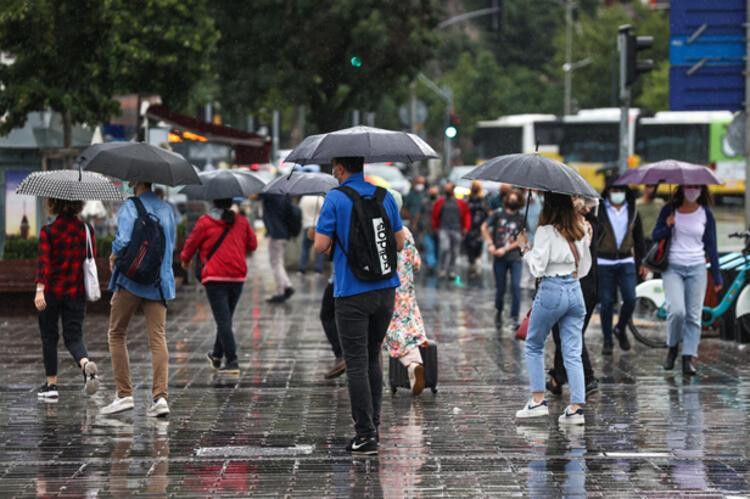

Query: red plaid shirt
[35,215,96,300]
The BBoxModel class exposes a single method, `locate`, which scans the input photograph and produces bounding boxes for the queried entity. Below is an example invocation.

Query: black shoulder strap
[205,225,232,265]
[336,185,361,202]
[374,186,387,203]
[129,196,148,218]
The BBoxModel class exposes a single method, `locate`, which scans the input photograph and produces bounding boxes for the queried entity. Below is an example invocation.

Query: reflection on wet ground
[1,246,750,497]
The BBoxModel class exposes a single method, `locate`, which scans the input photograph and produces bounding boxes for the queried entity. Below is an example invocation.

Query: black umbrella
[77,142,201,186]
[463,153,599,228]
[284,126,438,165]
[180,170,267,200]
[262,172,338,196]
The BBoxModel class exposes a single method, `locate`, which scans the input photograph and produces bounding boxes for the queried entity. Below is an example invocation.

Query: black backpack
[116,197,167,295]
[335,186,398,282]
[286,201,303,238]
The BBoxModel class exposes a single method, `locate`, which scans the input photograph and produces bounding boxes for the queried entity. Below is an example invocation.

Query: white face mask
[414,184,424,192]
[609,192,626,205]
[684,188,701,203]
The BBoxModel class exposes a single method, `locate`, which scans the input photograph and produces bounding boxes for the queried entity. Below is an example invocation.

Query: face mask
[684,188,701,202]
[414,184,424,192]
[609,192,626,205]
[506,200,520,211]
[429,194,438,201]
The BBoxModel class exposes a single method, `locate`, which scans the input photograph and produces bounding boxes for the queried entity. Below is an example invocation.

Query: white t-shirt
[524,225,592,279]
[669,207,706,266]
[300,195,323,229]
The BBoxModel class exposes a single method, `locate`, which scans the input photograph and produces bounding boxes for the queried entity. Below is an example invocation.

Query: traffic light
[623,27,653,86]
[445,112,460,139]
[350,56,362,68]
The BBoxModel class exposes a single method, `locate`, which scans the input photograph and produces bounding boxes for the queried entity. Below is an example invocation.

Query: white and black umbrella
[15,170,123,201]
[77,142,201,186]
[284,126,438,165]
[262,172,338,196]
[180,170,267,200]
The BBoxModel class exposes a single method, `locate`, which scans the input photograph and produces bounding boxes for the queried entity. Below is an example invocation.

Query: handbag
[644,237,671,273]
[195,225,232,282]
[515,238,581,341]
[83,224,101,302]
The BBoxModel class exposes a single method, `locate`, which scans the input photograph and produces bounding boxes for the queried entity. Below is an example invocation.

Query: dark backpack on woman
[335,186,398,282]
[116,197,166,293]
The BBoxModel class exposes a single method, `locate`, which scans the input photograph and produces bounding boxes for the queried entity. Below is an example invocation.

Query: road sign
[670,65,744,111]
[670,35,744,66]
[670,0,746,36]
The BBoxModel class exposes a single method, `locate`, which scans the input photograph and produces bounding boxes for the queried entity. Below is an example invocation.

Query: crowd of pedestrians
[31,158,724,455]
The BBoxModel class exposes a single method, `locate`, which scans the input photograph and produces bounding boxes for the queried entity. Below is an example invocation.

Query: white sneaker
[515,399,549,419]
[146,397,170,418]
[558,405,585,425]
[100,395,134,415]
[407,363,425,396]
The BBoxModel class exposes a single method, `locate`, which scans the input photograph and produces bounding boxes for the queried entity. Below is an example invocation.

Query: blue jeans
[663,263,707,357]
[205,282,244,363]
[299,233,324,273]
[422,233,438,269]
[526,276,586,404]
[598,262,637,342]
[493,257,522,320]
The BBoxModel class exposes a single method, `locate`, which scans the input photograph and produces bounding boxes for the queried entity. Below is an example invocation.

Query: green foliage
[211,0,442,133]
[0,0,219,140]
[3,237,38,260]
[96,235,113,258]
[635,62,669,112]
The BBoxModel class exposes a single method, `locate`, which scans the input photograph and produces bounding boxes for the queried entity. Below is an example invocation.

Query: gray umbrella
[284,126,438,165]
[16,169,123,201]
[262,172,338,196]
[77,142,201,186]
[180,170,267,200]
[462,153,600,199]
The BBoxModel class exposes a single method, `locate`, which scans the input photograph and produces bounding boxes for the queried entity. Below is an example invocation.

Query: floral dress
[385,228,428,359]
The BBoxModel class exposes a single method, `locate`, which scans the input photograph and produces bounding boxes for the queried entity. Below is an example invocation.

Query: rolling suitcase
[388,343,438,394]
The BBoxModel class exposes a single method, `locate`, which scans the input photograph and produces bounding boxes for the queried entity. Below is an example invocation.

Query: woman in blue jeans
[652,185,722,375]
[515,192,592,425]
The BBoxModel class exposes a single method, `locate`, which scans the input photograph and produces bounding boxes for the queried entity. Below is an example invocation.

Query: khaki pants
[108,288,169,400]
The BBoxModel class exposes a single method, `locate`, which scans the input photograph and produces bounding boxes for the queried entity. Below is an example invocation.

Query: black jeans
[335,287,396,438]
[550,290,596,386]
[38,295,88,377]
[205,282,244,364]
[320,282,342,358]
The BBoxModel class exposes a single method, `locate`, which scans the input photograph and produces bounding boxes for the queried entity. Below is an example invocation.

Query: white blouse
[524,224,592,279]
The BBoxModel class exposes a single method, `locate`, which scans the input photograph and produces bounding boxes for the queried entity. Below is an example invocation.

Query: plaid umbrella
[15,170,123,201]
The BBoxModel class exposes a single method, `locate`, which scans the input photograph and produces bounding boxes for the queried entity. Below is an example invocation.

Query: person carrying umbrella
[431,182,470,280]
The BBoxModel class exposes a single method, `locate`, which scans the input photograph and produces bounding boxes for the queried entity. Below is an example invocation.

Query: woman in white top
[652,185,722,375]
[515,192,592,425]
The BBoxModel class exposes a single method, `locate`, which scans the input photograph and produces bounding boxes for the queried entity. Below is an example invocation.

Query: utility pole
[618,25,630,174]
[352,109,360,126]
[745,0,750,228]
[444,88,454,174]
[272,109,280,165]
[563,0,573,115]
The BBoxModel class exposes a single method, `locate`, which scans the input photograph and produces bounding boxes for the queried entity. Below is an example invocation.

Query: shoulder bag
[83,224,101,302]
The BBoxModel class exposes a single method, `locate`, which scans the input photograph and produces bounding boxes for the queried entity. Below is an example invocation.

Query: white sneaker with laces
[100,395,134,415]
[147,397,170,418]
[515,399,549,419]
[558,405,585,425]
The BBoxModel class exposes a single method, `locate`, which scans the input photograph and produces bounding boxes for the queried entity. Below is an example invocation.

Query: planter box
[0,257,112,294]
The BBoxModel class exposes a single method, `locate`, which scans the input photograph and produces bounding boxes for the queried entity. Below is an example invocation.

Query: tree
[635,61,669,112]
[211,0,442,133]
[0,0,219,149]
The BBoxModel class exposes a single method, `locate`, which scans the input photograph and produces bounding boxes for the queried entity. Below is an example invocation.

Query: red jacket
[181,213,257,283]
[432,196,471,232]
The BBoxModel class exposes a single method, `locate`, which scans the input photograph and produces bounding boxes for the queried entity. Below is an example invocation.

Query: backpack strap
[129,196,148,218]
[204,225,232,266]
[373,186,387,203]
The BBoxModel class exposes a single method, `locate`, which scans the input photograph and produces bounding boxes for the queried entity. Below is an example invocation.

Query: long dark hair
[539,192,584,242]
[213,198,235,225]
[47,198,83,217]
[671,185,712,207]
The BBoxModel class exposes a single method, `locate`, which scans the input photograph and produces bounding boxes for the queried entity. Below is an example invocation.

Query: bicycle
[627,230,750,348]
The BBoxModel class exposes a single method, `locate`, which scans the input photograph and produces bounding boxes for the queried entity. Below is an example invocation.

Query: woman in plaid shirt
[35,198,99,399]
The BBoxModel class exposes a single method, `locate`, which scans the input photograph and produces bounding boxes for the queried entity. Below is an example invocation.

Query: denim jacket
[652,204,722,285]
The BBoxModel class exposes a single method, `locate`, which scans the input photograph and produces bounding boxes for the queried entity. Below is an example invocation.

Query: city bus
[474,114,558,159]
[636,111,744,197]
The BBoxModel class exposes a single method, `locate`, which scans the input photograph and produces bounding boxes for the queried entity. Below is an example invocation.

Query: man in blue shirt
[315,156,405,455]
[101,181,176,418]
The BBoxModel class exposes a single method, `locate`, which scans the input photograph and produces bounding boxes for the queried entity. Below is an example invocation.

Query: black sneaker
[266,293,287,304]
[37,383,59,399]
[283,287,295,299]
[682,355,697,376]
[602,340,614,356]
[495,311,503,329]
[345,435,378,455]
[614,326,631,351]
[218,361,240,375]
[663,346,679,371]
[206,353,221,370]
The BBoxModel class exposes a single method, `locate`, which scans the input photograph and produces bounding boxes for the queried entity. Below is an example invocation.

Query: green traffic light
[445,126,457,139]
[350,56,362,68]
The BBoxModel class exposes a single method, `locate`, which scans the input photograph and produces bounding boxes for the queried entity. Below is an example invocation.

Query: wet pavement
[2,242,750,497]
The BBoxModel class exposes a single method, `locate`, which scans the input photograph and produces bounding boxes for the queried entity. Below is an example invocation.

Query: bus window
[474,126,523,160]
[559,123,619,163]
[636,124,709,164]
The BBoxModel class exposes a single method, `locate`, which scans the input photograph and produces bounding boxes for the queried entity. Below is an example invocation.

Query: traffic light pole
[618,26,630,174]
